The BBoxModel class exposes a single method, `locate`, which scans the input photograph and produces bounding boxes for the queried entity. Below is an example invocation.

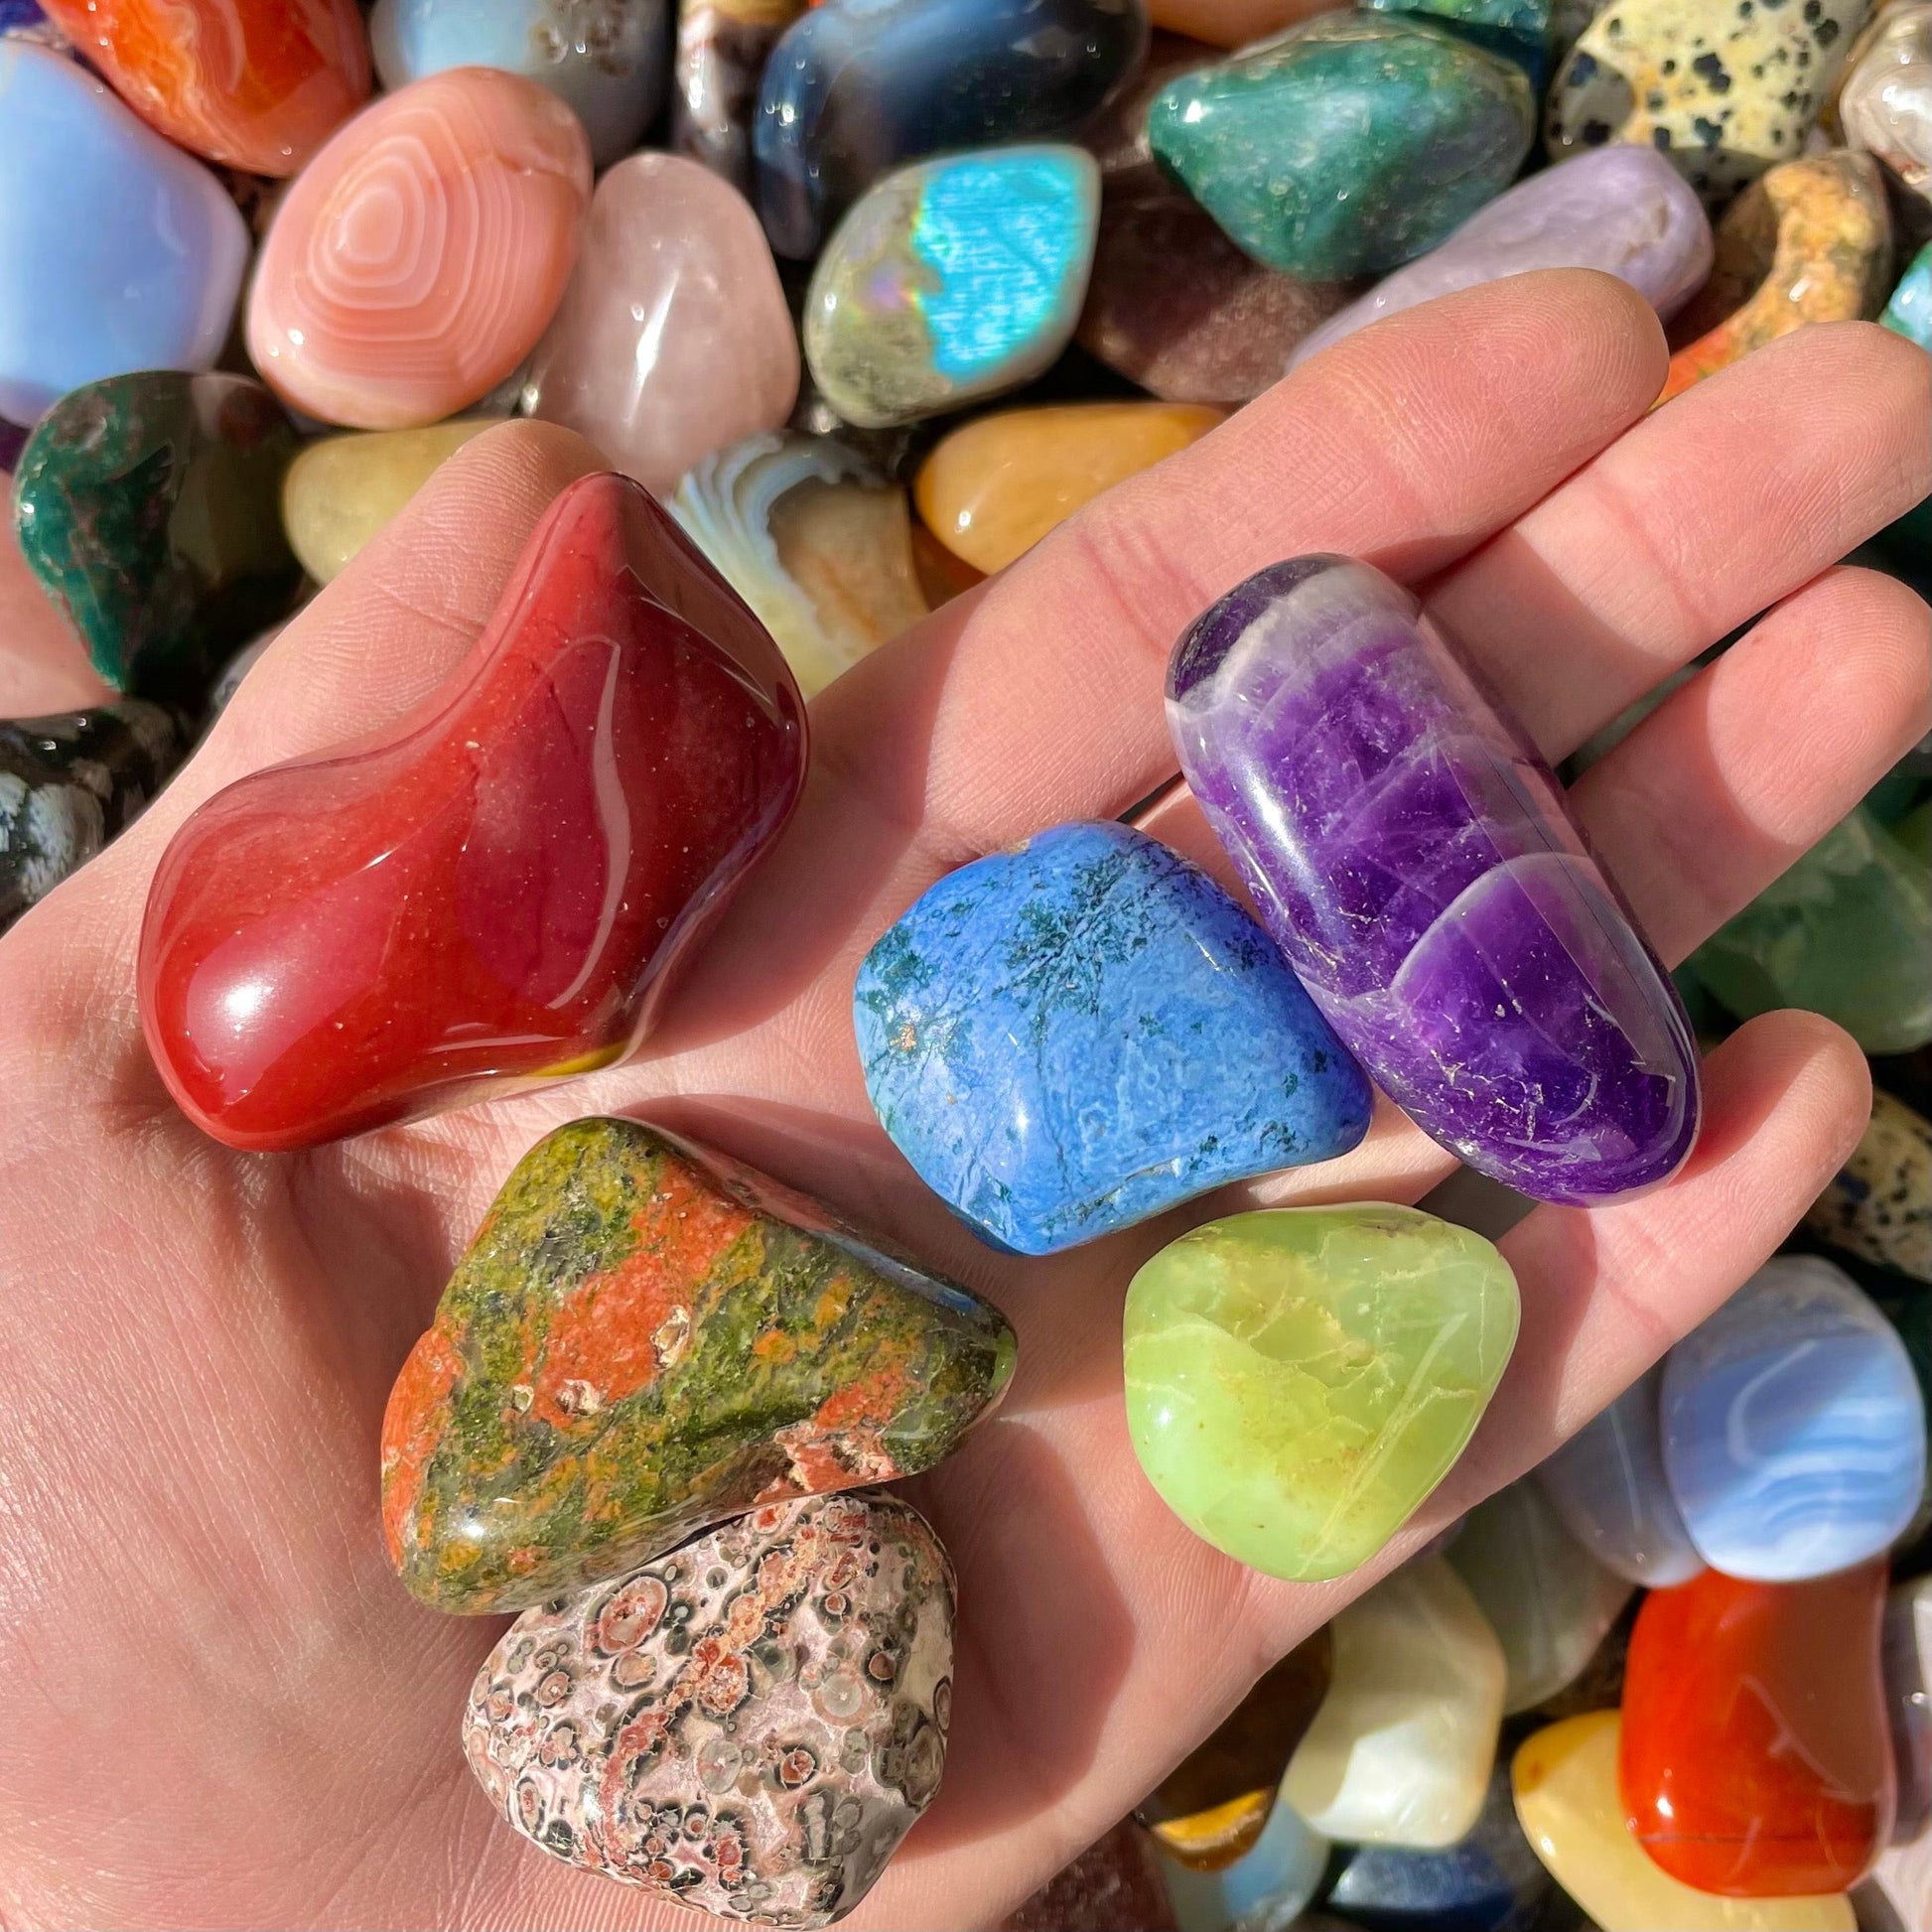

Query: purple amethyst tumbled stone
[1166,555,1700,1204]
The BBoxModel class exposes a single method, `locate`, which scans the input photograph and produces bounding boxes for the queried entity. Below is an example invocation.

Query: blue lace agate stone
[754,0,1147,259]
[855,820,1372,1256]
[0,42,248,425]
[1535,1365,1705,1587]
[1662,1255,1927,1583]
[1167,554,1701,1205]
[1163,1787,1330,1932]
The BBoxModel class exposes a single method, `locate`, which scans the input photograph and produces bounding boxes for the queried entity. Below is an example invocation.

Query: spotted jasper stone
[1806,1089,1932,1285]
[462,1491,954,1927]
[1548,0,1873,211]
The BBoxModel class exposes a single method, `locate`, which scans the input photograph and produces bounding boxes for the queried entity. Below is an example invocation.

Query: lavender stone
[1166,555,1700,1203]
[1290,146,1714,368]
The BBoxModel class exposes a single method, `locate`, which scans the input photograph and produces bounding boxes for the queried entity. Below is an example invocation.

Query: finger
[1427,320,1932,759]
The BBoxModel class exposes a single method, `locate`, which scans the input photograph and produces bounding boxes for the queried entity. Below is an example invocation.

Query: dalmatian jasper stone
[1548,0,1873,209]
[1806,1089,1932,1284]
[462,1491,954,1927]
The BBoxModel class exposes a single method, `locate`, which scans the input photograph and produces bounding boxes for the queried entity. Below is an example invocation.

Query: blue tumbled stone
[854,819,1372,1256]
[1661,1253,1927,1584]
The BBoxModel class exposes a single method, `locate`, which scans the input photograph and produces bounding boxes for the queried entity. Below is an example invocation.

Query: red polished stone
[138,474,806,1153]
[1619,1562,1895,1897]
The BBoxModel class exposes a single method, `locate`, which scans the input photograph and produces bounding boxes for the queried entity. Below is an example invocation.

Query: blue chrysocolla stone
[854,819,1372,1256]
[754,0,1148,260]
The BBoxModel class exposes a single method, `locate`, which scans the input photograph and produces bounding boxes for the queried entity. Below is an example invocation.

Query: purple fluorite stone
[1167,555,1700,1204]
[1289,146,1714,369]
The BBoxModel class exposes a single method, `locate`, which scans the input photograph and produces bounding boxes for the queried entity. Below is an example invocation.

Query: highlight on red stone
[137,473,807,1152]
[380,1116,1016,1615]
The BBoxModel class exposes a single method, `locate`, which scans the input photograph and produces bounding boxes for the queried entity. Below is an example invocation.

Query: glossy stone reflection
[1125,1206,1518,1581]
[673,0,804,191]
[753,0,1147,259]
[1884,1576,1932,1842]
[382,1119,1013,1614]
[1834,0,1931,204]
[0,43,249,425]
[248,68,593,430]
[1661,1254,1927,1582]
[859,823,1371,1256]
[1167,555,1701,1203]
[1159,1794,1330,1930]
[138,474,807,1152]
[463,1492,954,1926]
[1621,1564,1895,1897]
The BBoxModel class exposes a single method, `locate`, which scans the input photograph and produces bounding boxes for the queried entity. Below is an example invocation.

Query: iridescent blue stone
[0,42,248,425]
[1661,1254,1927,1584]
[854,820,1372,1255]
[755,0,1147,259]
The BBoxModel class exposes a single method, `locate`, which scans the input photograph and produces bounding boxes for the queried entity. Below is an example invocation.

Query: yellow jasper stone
[280,418,502,583]
[1123,1205,1519,1581]
[1511,1714,1858,1932]
[913,401,1223,574]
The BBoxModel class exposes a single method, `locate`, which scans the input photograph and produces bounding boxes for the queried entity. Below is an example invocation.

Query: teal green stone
[1881,241,1931,351]
[1147,14,1535,280]
[1363,0,1553,83]
[1691,805,1932,1055]
[11,371,302,701]
[1123,1204,1520,1582]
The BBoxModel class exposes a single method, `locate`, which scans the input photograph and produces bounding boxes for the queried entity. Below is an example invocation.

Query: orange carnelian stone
[39,0,370,176]
[1620,1562,1895,1896]
[137,473,807,1152]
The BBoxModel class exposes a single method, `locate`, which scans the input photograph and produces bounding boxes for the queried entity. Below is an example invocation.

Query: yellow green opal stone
[1123,1204,1519,1580]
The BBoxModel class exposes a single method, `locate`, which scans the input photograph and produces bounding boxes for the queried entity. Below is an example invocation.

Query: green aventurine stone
[1147,14,1535,279]
[1123,1205,1519,1582]
[1691,804,1932,1055]
[380,1118,1016,1615]
[11,371,302,701]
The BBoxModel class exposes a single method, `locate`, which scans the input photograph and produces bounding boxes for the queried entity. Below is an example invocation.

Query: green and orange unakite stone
[380,1117,1016,1615]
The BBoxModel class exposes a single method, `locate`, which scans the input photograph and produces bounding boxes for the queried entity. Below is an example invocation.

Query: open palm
[0,273,1926,1930]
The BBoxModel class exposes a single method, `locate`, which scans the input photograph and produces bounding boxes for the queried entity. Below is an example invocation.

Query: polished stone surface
[1447,1478,1634,1716]
[12,372,301,701]
[248,68,593,430]
[0,43,249,426]
[1833,0,1931,204]
[1534,1365,1705,1587]
[523,153,797,495]
[0,471,109,717]
[1149,0,1338,46]
[1661,1254,1927,1582]
[1327,1762,1554,1932]
[1806,1090,1932,1285]
[1621,1563,1895,1896]
[1160,1791,1329,1930]
[371,0,667,167]
[1364,0,1551,80]
[1148,14,1534,279]
[1547,0,1872,210]
[1291,145,1712,368]
[861,822,1372,1255]
[804,147,1101,429]
[1167,554,1702,1203]
[1126,1206,1518,1580]
[281,420,502,586]
[1659,151,1892,402]
[1884,1576,1932,1842]
[1135,1631,1332,1868]
[1284,1557,1507,1848]
[381,1118,1013,1614]
[1691,804,1932,1055]
[1512,1713,1859,1932]
[673,432,927,698]
[914,402,1223,573]
[463,1492,953,1926]
[0,701,182,933]
[753,0,1146,259]
[38,0,368,174]
[1882,240,1932,347]
[138,475,806,1151]
[673,0,804,192]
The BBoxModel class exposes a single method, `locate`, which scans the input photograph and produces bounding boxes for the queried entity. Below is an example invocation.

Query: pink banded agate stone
[246,68,593,431]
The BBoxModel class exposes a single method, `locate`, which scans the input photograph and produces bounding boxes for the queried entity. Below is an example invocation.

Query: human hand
[0,272,1925,1929]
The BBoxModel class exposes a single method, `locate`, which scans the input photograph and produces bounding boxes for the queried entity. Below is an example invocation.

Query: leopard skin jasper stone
[381,1117,1016,1614]
[1805,1088,1932,1284]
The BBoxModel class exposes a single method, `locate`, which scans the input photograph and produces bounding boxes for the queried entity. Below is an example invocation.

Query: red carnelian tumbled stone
[1619,1561,1895,1897]
[138,473,806,1153]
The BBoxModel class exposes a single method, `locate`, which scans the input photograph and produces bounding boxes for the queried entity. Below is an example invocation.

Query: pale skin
[0,274,1927,1930]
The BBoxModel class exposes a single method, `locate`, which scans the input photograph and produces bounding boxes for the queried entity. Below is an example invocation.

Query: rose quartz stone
[523,152,799,494]
[246,68,592,430]
[1,472,110,715]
